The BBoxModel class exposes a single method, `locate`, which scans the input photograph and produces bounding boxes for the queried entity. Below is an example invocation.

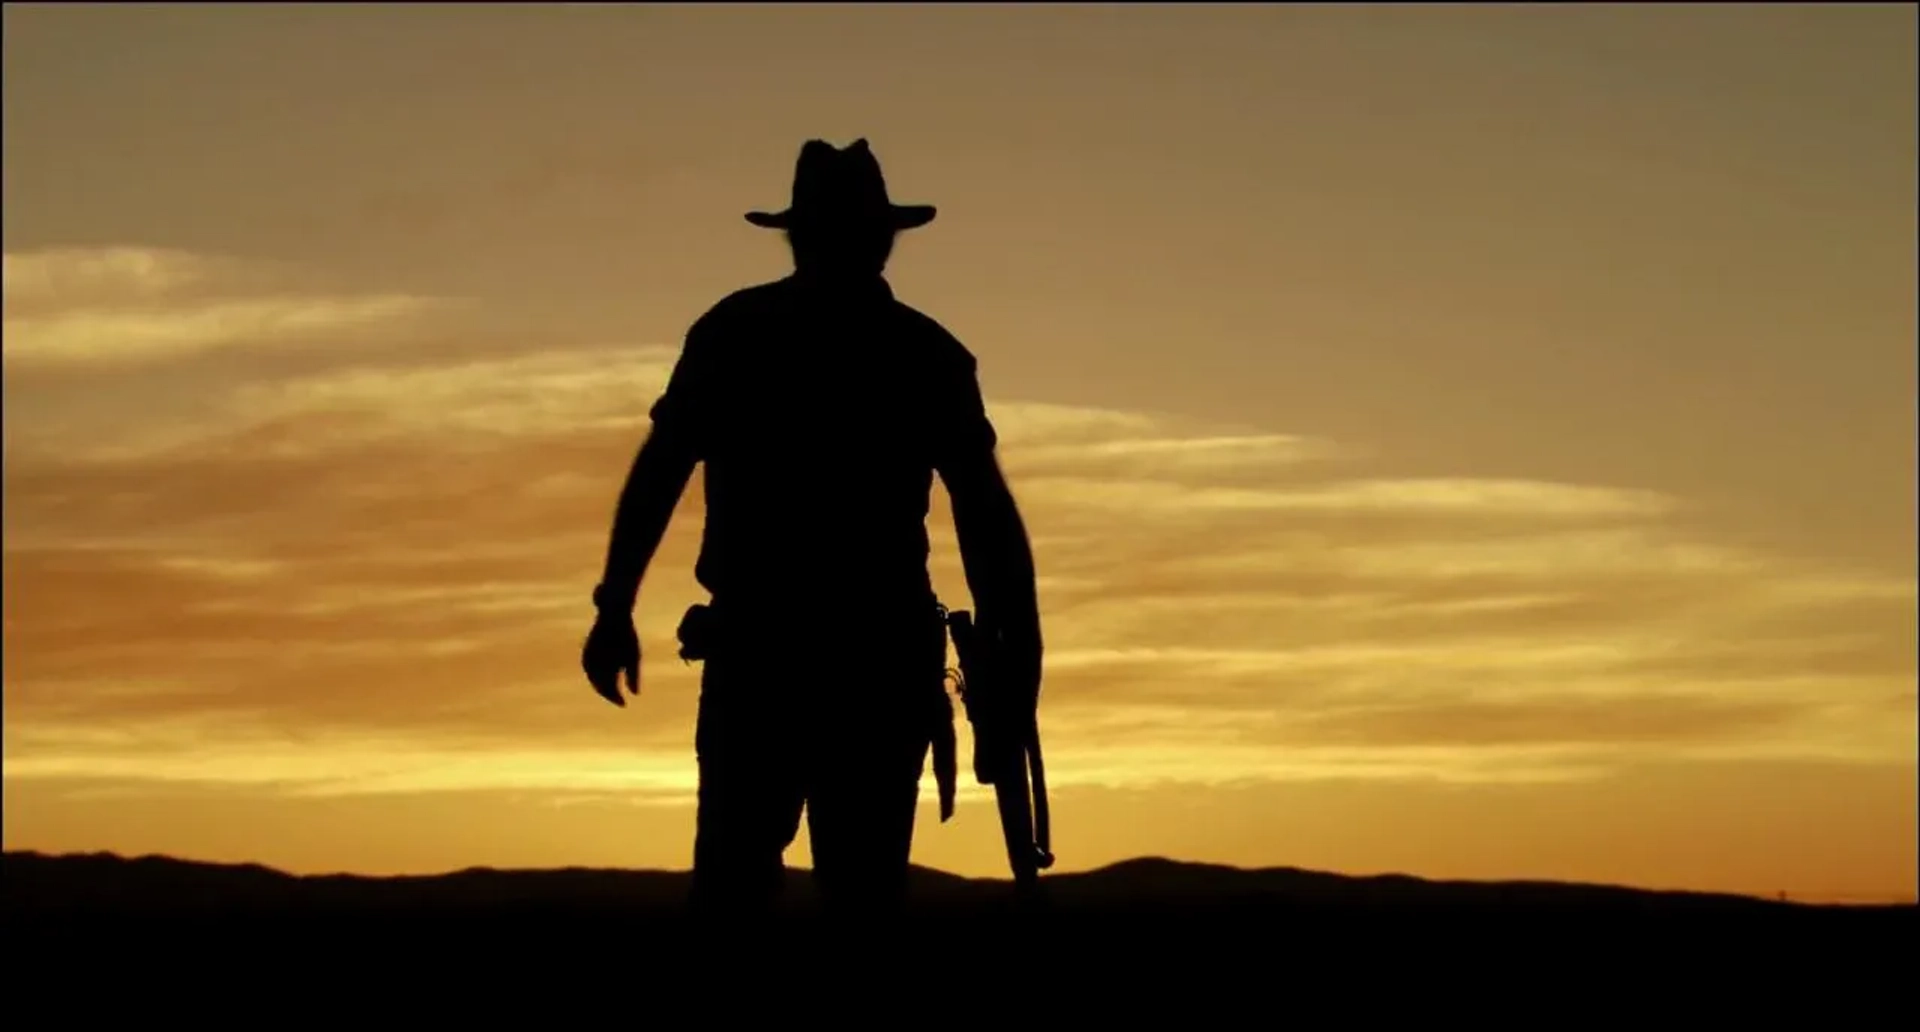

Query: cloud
[3,247,1914,800]
[3,247,254,309]
[225,345,683,443]
[4,295,443,368]
[2,246,447,370]
[1014,475,1676,520]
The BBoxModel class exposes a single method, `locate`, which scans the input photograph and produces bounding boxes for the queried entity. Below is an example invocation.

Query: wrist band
[592,583,627,611]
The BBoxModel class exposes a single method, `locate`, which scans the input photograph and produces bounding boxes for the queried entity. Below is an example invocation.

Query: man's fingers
[625,662,641,696]
[589,669,625,707]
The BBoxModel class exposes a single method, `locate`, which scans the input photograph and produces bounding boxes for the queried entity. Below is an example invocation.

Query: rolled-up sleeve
[930,343,998,472]
[648,316,721,455]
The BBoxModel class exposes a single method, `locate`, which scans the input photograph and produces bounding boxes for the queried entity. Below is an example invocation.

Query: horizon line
[7,848,1913,907]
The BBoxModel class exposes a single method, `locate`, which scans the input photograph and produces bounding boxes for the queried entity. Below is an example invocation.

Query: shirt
[648,273,998,609]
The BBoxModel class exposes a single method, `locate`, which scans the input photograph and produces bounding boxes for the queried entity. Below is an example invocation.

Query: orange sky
[3,4,1914,902]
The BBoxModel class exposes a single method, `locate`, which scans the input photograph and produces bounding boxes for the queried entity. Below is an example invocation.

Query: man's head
[746,139,933,279]
[782,219,897,279]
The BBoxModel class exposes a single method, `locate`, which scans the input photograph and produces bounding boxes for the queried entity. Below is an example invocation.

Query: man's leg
[689,658,805,916]
[805,701,931,916]
[798,603,949,915]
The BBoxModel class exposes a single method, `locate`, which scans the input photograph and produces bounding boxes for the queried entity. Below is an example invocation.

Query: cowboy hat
[745,138,937,231]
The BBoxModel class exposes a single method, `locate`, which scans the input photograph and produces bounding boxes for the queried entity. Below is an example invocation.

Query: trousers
[686,602,950,916]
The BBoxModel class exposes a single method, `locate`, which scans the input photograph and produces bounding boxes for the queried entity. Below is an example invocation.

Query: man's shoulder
[690,279,794,335]
[684,279,979,374]
[888,298,978,372]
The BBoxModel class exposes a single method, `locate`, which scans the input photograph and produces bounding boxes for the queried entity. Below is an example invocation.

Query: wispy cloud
[2,246,447,369]
[3,247,255,308]
[3,248,1914,801]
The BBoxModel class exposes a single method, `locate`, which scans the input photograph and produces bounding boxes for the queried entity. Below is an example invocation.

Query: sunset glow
[4,4,1913,903]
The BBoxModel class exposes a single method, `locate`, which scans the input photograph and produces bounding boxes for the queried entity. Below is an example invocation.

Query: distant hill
[6,849,1909,923]
[9,850,1909,1013]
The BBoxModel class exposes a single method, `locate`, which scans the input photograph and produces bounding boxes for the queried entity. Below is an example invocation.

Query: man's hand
[582,611,642,707]
[984,615,1044,712]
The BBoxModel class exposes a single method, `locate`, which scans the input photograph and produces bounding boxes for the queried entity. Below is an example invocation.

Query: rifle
[943,606,1054,890]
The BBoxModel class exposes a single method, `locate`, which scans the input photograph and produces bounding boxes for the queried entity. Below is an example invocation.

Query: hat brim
[744,204,937,231]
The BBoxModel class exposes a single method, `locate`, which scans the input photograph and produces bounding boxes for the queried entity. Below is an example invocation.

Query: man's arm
[923,323,1040,650]
[594,314,718,614]
[593,425,698,614]
[943,447,1041,651]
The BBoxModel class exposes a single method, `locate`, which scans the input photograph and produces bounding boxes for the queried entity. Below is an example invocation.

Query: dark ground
[6,850,1911,1013]
[10,848,1909,919]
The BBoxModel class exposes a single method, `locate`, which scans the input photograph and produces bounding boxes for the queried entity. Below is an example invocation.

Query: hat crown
[745,138,936,231]
[787,139,892,218]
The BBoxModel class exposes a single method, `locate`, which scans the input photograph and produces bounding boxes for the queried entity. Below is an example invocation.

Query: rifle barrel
[946,607,1054,885]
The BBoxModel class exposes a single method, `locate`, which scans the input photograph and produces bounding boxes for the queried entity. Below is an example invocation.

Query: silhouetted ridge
[8,849,1909,920]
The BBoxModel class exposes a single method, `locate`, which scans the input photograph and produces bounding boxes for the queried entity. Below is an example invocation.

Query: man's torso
[656,275,989,611]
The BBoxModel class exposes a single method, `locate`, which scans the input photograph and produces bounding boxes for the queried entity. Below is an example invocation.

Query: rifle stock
[945,608,1054,889]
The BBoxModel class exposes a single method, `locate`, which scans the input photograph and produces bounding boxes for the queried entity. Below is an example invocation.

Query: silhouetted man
[580,139,1043,917]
